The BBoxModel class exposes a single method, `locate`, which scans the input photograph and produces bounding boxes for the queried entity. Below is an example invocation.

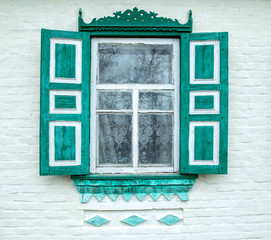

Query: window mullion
[132,89,139,169]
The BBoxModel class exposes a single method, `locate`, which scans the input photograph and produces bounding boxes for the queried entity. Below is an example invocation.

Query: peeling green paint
[55,95,76,109]
[40,29,90,176]
[195,44,214,79]
[73,178,196,202]
[55,43,76,78]
[54,126,75,160]
[180,32,228,174]
[194,126,214,160]
[195,95,214,109]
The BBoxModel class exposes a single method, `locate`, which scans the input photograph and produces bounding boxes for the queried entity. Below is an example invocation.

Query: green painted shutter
[180,32,228,174]
[40,29,90,175]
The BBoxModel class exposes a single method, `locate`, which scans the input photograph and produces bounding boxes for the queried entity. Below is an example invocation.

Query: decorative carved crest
[78,7,192,33]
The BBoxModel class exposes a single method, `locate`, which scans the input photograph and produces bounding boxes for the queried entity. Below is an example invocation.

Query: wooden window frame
[40,8,228,202]
[90,37,180,174]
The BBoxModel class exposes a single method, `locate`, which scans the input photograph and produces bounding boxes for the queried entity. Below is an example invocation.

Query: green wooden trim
[72,173,197,180]
[189,84,220,91]
[74,178,195,186]
[182,165,219,174]
[195,45,214,79]
[79,8,192,33]
[189,114,220,121]
[89,31,183,37]
[40,29,90,176]
[49,114,81,121]
[49,83,82,90]
[81,32,91,174]
[40,29,50,175]
[49,29,83,39]
[73,178,196,202]
[190,32,220,41]
[54,126,76,160]
[180,32,228,175]
[55,43,76,78]
[219,32,228,174]
[47,166,89,175]
[195,95,214,109]
[194,126,213,160]
[55,95,77,109]
[180,34,190,174]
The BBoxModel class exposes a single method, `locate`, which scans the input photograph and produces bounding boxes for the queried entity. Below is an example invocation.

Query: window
[40,8,228,201]
[91,38,179,174]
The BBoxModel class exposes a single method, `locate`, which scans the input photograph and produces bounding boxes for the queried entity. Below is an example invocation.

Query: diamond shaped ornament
[158,214,181,225]
[86,215,109,227]
[121,215,145,226]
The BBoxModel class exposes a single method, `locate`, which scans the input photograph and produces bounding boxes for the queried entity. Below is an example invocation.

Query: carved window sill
[72,175,196,202]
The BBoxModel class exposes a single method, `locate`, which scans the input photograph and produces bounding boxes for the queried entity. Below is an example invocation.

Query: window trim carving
[78,7,192,33]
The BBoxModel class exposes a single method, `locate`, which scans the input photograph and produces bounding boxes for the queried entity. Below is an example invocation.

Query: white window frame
[90,37,180,174]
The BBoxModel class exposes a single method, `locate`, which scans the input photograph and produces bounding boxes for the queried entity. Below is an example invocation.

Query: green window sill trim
[72,174,197,202]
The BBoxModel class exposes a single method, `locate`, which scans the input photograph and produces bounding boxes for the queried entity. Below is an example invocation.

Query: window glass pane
[139,114,173,165]
[98,114,132,165]
[98,43,173,84]
[139,91,173,110]
[98,91,132,110]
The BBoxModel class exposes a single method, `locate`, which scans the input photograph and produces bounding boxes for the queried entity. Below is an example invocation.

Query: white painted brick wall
[0,0,271,239]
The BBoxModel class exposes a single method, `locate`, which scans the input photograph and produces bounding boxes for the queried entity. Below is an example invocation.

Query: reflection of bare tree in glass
[99,45,127,83]
[99,92,132,110]
[98,44,172,84]
[97,43,173,166]
[139,91,173,110]
[134,47,170,83]
[99,46,119,74]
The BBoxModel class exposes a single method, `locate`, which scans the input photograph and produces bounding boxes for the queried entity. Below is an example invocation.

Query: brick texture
[0,0,271,239]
